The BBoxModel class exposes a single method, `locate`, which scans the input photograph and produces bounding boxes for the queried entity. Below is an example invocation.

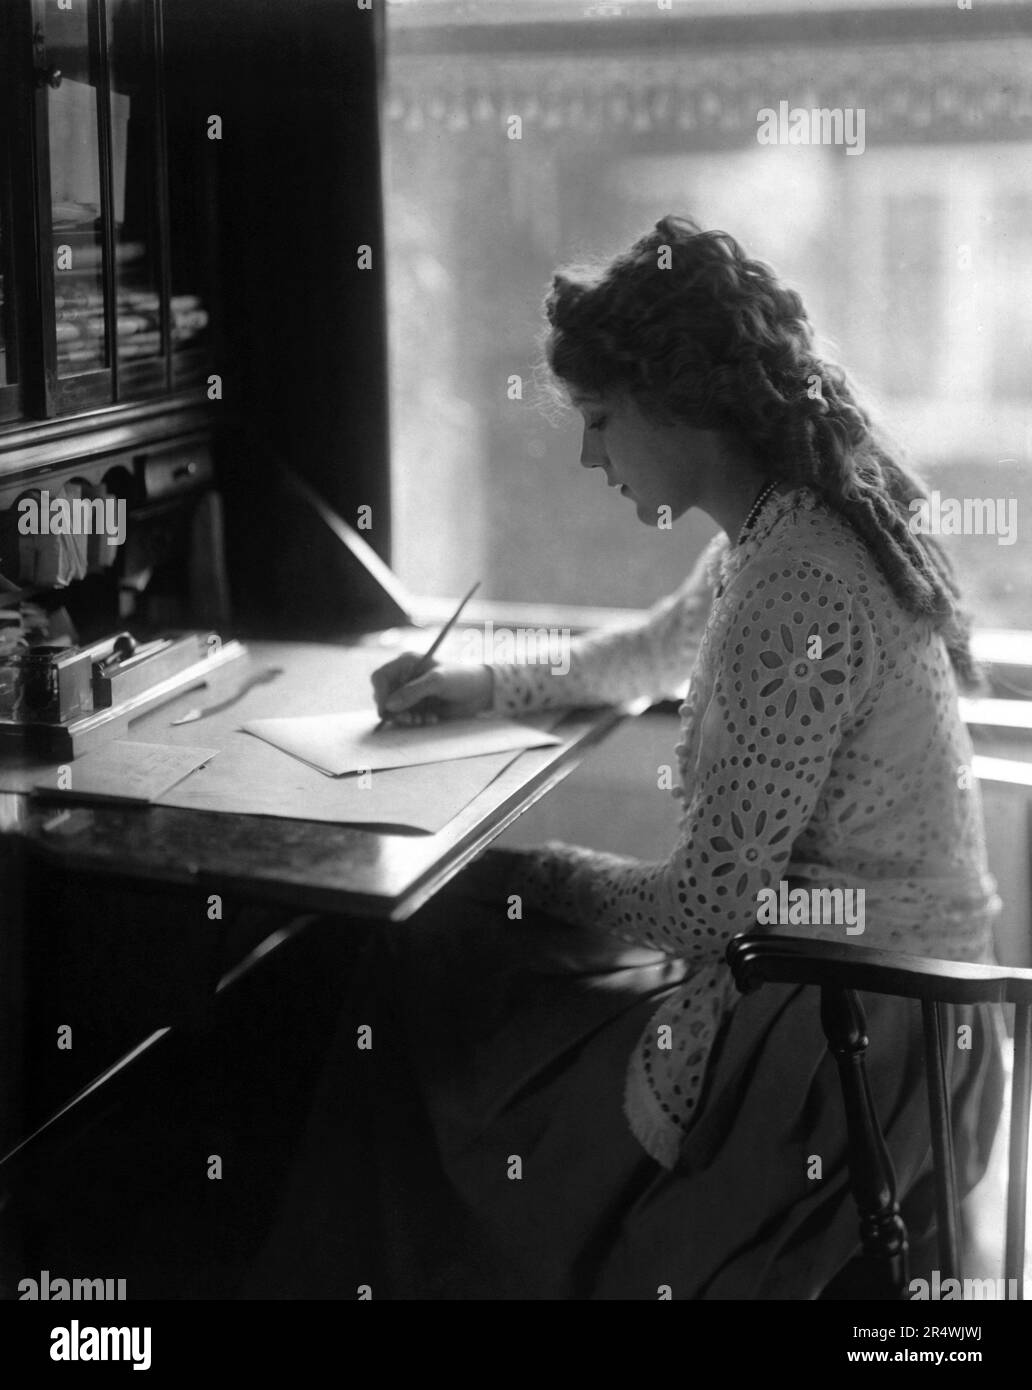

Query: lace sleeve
[508,557,876,957]
[489,533,727,715]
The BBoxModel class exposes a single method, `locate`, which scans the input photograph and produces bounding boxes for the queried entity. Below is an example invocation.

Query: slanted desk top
[0,638,631,920]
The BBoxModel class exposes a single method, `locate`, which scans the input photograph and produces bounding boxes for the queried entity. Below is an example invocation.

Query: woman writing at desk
[256,215,1002,1300]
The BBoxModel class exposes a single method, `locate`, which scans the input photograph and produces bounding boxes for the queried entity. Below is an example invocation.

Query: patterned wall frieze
[386,40,1032,142]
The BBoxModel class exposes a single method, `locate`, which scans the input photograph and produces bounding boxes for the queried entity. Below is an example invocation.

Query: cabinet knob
[37,64,63,89]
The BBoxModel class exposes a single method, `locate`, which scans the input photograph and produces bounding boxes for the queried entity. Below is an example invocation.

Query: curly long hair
[543,214,981,689]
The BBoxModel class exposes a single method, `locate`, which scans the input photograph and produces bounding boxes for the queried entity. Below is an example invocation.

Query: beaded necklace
[736,479,779,546]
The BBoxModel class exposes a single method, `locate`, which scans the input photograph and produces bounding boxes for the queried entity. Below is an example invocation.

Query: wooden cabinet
[0,0,221,635]
[1,0,214,425]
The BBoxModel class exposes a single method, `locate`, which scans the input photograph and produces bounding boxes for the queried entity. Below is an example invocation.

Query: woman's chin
[615,487,662,526]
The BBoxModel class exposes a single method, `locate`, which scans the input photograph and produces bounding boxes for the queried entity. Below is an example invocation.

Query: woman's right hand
[371,654,494,725]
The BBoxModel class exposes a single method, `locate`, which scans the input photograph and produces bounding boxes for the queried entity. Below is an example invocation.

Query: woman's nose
[580,425,606,467]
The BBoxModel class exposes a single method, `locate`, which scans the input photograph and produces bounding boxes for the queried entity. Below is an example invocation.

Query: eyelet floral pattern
[489,486,1000,1169]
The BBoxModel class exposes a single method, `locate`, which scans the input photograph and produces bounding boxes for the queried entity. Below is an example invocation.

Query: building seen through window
[384,1,1032,634]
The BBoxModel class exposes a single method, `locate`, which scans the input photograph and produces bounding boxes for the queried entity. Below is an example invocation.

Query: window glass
[384,6,1032,630]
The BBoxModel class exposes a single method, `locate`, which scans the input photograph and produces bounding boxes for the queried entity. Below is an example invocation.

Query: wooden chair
[725,934,1032,1300]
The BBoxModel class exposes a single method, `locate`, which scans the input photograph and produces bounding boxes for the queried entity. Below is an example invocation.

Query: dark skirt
[245,890,1005,1301]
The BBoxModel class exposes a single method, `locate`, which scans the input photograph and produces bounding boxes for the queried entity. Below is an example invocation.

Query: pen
[375,579,481,731]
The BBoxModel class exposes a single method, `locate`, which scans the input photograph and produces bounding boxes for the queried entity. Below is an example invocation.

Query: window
[384,0,1032,631]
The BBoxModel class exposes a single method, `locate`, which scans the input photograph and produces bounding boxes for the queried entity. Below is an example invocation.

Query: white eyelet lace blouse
[488,484,1002,1170]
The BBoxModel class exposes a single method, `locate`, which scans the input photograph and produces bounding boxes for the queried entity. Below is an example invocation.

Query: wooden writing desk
[0,637,633,921]
[0,637,636,1158]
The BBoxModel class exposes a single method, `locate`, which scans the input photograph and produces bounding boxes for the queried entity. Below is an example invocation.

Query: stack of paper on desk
[241,711,561,777]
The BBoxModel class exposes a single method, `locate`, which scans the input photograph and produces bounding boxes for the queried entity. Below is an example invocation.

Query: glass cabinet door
[0,155,20,422]
[0,0,17,421]
[107,0,168,396]
[0,217,10,388]
[167,104,213,388]
[42,0,114,406]
[6,0,210,420]
[37,0,185,413]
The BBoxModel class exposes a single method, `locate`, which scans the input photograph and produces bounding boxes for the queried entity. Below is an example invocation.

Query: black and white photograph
[1,0,1031,1354]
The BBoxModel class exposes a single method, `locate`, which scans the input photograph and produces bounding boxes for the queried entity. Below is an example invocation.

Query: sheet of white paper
[34,740,218,805]
[156,745,526,832]
[241,711,561,777]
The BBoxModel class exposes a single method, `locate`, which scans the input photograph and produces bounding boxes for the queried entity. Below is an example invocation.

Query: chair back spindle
[820,985,908,1298]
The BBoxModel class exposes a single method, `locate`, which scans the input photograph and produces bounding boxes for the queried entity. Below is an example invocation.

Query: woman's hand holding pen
[371,655,494,726]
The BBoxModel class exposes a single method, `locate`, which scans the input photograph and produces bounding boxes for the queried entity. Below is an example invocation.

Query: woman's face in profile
[572,388,720,528]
